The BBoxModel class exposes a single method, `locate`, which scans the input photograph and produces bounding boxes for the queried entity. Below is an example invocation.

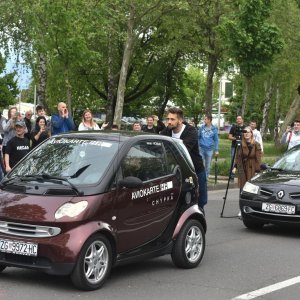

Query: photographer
[51,102,75,135]
[232,127,262,189]
[280,120,300,150]
[228,116,246,181]
[2,106,18,155]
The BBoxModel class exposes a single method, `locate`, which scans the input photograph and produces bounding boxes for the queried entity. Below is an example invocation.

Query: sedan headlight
[55,201,88,219]
[242,182,259,194]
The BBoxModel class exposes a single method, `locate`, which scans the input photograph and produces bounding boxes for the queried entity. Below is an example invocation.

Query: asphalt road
[1,188,300,300]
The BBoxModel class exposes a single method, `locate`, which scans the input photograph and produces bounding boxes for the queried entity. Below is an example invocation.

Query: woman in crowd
[78,109,108,131]
[233,126,262,190]
[31,116,51,148]
[2,107,18,155]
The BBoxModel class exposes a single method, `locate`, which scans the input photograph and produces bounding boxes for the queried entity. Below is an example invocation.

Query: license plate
[262,202,296,215]
[0,239,38,256]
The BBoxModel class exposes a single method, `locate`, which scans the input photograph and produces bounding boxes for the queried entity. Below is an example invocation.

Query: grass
[209,137,286,176]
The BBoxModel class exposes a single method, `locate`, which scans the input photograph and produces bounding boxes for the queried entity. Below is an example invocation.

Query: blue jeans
[200,148,213,179]
[197,170,207,208]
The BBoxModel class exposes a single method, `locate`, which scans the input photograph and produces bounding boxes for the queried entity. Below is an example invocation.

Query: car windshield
[8,136,119,185]
[272,147,300,172]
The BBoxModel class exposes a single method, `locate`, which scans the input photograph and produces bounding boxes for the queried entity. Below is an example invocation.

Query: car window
[8,137,119,185]
[172,139,195,170]
[121,141,167,181]
[163,141,180,173]
[273,147,300,171]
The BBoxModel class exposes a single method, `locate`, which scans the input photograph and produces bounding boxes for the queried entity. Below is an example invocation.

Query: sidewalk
[207,175,238,191]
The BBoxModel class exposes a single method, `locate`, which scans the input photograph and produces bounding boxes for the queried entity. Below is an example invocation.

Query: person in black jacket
[160,107,207,209]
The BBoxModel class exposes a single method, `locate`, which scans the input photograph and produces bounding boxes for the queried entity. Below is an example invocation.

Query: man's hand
[5,165,11,173]
[214,151,219,157]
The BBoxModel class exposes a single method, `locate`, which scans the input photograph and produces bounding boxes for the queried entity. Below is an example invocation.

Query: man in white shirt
[250,121,264,153]
[281,120,300,150]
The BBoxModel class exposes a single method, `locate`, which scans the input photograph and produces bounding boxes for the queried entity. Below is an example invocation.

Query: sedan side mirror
[118,176,143,189]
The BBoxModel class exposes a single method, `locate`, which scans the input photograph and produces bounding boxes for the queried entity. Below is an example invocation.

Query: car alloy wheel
[171,219,205,268]
[71,234,112,290]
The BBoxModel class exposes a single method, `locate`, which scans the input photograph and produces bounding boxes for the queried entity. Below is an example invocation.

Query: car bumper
[240,198,300,226]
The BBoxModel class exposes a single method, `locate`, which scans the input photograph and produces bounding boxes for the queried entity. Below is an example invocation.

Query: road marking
[232,275,300,299]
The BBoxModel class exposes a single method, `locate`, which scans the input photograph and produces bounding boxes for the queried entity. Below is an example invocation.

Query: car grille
[290,193,300,200]
[260,188,273,197]
[0,221,61,238]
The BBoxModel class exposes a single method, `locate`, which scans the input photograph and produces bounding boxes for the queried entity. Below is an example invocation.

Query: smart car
[240,144,300,229]
[0,132,206,290]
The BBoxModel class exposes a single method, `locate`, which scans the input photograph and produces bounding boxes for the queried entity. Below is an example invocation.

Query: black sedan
[240,144,300,229]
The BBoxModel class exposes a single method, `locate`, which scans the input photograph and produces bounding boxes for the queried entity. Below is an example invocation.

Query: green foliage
[0,55,19,109]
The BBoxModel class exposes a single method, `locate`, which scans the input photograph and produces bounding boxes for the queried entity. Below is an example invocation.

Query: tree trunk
[279,88,300,139]
[106,32,116,127]
[274,85,281,146]
[113,6,135,128]
[261,81,273,139]
[64,64,72,116]
[37,53,48,111]
[241,76,251,117]
[204,54,218,115]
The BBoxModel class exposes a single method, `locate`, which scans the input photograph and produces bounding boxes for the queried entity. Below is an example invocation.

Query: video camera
[234,125,244,146]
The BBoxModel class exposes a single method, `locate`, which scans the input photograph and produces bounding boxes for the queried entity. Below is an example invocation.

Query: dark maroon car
[0,132,206,290]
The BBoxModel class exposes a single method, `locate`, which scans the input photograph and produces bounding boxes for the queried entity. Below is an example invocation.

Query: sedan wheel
[0,265,6,272]
[71,234,112,291]
[171,219,205,268]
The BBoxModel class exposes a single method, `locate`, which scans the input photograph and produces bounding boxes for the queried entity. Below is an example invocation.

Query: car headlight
[242,182,259,194]
[55,201,88,219]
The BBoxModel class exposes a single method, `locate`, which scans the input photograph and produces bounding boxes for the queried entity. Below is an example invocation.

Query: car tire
[171,219,205,269]
[242,218,264,230]
[71,234,112,291]
[0,265,6,272]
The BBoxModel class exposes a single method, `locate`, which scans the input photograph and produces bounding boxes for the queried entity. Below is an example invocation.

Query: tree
[223,0,283,117]
[0,55,19,109]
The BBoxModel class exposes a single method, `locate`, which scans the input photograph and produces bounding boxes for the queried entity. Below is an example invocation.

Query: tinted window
[122,141,167,181]
[8,137,119,185]
[163,141,179,173]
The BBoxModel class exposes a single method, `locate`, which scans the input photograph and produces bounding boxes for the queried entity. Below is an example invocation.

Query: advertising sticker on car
[0,239,38,256]
[262,203,296,215]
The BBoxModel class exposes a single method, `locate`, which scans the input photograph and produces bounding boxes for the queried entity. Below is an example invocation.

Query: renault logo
[277,190,285,199]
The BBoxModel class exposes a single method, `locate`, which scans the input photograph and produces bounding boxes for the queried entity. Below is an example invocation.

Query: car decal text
[131,181,173,200]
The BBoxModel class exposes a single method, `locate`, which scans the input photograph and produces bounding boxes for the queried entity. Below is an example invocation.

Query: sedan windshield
[272,147,300,172]
[8,137,119,185]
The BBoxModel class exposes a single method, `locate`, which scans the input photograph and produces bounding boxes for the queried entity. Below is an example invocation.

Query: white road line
[232,275,300,299]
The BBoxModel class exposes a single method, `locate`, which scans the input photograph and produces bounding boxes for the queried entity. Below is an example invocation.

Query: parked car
[0,132,206,290]
[240,144,300,229]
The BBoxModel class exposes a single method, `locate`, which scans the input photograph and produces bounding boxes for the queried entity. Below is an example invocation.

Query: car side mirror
[118,176,143,189]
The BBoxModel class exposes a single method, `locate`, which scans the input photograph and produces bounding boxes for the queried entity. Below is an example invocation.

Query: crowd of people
[1,100,299,212]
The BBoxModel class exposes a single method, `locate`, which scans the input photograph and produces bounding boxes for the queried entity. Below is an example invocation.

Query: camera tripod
[220,140,245,218]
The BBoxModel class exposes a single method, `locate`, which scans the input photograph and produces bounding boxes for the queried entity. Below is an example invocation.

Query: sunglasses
[243,130,251,133]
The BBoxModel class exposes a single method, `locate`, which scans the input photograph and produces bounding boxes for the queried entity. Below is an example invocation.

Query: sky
[1,49,32,90]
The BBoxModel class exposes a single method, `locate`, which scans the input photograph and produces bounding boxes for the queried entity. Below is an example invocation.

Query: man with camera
[51,102,75,135]
[228,116,246,182]
[280,120,300,150]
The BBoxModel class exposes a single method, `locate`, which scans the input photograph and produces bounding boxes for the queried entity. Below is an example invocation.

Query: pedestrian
[0,111,6,138]
[198,114,219,179]
[132,121,142,132]
[232,126,262,190]
[142,116,157,133]
[31,116,51,148]
[280,120,300,150]
[51,102,75,135]
[228,115,246,182]
[4,120,30,173]
[249,120,264,153]
[160,107,207,210]
[24,110,33,140]
[78,109,108,131]
[35,104,51,131]
[2,106,18,155]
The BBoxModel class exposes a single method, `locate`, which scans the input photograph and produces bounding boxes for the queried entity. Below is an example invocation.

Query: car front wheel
[171,219,205,268]
[242,218,264,230]
[71,234,112,291]
[0,265,6,272]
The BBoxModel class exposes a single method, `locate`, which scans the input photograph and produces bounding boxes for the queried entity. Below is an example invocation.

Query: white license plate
[262,202,296,215]
[0,239,38,256]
